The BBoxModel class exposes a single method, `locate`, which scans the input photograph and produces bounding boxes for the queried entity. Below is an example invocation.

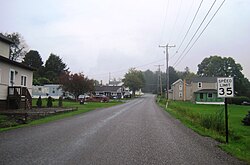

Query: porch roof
[194,89,217,93]
[191,77,217,83]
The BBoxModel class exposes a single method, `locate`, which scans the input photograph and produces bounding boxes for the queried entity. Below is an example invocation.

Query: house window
[9,69,15,86]
[38,87,42,91]
[200,93,203,99]
[208,93,213,98]
[179,85,183,90]
[179,92,182,98]
[198,82,202,88]
[21,75,27,86]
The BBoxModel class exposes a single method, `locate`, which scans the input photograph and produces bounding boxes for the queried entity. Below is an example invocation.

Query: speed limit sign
[217,77,234,98]
[217,77,234,143]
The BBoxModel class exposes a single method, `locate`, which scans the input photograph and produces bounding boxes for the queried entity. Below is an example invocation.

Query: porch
[194,89,223,103]
[7,86,32,110]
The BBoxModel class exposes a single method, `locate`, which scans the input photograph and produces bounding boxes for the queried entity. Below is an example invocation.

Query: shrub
[200,109,225,134]
[228,96,250,105]
[47,96,53,108]
[36,96,42,108]
[242,111,250,126]
[58,96,63,107]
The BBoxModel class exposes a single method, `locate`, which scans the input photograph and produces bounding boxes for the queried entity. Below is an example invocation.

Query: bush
[242,111,250,126]
[47,96,53,108]
[228,96,250,105]
[58,96,63,107]
[36,96,42,108]
[200,109,225,134]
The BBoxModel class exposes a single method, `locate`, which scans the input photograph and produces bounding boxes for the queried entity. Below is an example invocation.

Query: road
[0,94,244,165]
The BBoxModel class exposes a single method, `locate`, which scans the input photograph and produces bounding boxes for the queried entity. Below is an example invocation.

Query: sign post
[217,77,234,143]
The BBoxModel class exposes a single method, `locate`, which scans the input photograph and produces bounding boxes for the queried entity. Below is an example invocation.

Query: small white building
[32,84,64,99]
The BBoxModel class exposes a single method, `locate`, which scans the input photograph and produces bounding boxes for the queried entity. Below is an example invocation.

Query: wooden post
[225,98,229,143]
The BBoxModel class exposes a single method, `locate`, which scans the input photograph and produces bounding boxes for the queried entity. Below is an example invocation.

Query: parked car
[85,95,109,102]
[241,101,250,105]
[78,94,90,100]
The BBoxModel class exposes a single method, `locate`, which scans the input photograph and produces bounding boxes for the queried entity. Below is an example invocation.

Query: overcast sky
[1,0,249,83]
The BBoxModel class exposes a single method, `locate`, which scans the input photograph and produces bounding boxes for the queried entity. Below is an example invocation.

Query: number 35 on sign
[217,77,234,98]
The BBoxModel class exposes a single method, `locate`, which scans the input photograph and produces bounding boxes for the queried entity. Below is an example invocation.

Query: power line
[175,0,204,54]
[173,0,195,49]
[173,0,218,67]
[159,0,170,44]
[159,44,176,99]
[87,58,165,78]
[168,0,183,44]
[174,0,226,67]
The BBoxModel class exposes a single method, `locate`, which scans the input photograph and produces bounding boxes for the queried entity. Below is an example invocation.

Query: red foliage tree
[59,72,94,100]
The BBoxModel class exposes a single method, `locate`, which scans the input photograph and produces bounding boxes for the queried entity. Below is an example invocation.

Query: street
[0,94,244,165]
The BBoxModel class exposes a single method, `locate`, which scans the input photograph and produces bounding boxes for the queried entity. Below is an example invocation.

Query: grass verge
[0,99,123,132]
[157,98,250,164]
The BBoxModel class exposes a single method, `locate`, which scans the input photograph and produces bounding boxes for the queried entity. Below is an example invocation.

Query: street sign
[217,77,234,98]
[217,77,234,144]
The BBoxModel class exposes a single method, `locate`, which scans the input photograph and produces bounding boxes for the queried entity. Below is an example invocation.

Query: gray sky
[1,0,250,83]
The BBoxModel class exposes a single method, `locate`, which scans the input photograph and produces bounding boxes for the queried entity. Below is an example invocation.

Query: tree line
[2,32,250,99]
[126,56,250,98]
[1,32,95,99]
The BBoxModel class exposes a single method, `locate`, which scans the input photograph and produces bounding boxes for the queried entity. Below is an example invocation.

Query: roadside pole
[217,77,234,144]
[224,98,229,143]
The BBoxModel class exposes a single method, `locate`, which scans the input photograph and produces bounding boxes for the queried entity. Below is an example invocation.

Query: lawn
[158,99,250,163]
[0,98,123,132]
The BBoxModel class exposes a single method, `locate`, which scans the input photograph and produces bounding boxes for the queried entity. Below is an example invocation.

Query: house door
[9,69,15,86]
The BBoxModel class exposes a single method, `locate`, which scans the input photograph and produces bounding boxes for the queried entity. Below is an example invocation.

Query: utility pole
[109,72,111,85]
[155,64,164,96]
[159,44,175,100]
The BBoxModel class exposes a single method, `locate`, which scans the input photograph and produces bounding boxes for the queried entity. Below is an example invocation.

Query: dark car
[85,95,109,102]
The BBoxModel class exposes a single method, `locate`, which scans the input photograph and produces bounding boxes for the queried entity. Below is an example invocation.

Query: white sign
[217,77,234,98]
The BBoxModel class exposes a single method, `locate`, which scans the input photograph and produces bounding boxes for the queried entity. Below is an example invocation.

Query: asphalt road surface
[0,94,245,165]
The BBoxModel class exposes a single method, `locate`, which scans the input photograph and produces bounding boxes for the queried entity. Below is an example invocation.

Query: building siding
[0,41,10,58]
[170,78,222,103]
[0,61,33,100]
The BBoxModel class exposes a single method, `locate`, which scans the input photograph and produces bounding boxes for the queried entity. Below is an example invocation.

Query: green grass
[158,99,250,163]
[0,99,123,132]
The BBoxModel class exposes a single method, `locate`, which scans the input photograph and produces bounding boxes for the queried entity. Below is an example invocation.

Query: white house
[0,34,34,110]
[32,84,64,99]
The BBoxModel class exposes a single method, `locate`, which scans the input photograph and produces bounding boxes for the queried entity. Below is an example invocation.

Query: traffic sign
[217,77,234,144]
[217,77,234,98]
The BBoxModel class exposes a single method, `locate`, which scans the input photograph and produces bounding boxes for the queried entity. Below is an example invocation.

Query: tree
[123,68,145,96]
[33,77,51,86]
[47,96,53,107]
[23,50,43,68]
[197,55,250,96]
[179,66,197,80]
[23,50,44,81]
[142,70,157,93]
[44,53,68,83]
[36,96,42,108]
[169,66,180,86]
[1,32,28,61]
[59,72,94,100]
[58,96,63,107]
